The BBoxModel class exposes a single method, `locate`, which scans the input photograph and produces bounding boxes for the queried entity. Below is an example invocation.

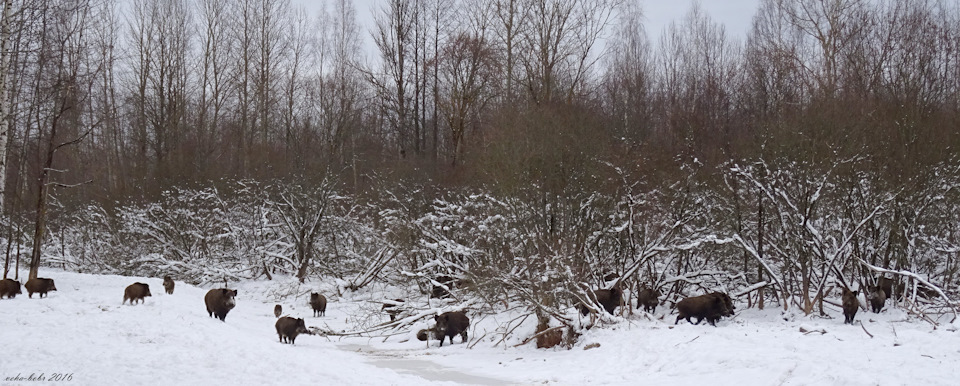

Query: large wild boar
[842,288,859,324]
[25,278,57,298]
[205,288,238,321]
[123,282,152,305]
[578,288,623,316]
[434,311,470,347]
[637,286,661,313]
[274,304,283,318]
[869,286,885,313]
[675,293,728,326]
[310,293,327,317]
[0,279,22,299]
[382,298,404,322]
[275,316,309,344]
[163,276,175,295]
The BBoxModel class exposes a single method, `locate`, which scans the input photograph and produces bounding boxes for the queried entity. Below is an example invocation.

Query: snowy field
[2,270,959,385]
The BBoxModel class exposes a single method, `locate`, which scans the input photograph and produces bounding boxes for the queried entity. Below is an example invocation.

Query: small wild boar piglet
[162,275,175,295]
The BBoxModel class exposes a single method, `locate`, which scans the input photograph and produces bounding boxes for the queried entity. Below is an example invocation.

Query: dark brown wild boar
[434,311,470,347]
[163,275,175,294]
[431,275,456,299]
[637,286,661,313]
[205,288,238,321]
[275,316,309,344]
[123,282,152,305]
[869,287,885,313]
[0,279,22,299]
[25,278,57,298]
[382,298,404,321]
[310,293,327,317]
[877,276,904,301]
[274,304,283,317]
[842,288,859,324]
[579,288,622,316]
[675,293,727,326]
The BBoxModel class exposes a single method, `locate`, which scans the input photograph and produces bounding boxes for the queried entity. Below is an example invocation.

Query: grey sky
[303,0,763,58]
[644,0,761,40]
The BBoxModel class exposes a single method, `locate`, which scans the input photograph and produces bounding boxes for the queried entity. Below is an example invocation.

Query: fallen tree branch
[858,321,873,338]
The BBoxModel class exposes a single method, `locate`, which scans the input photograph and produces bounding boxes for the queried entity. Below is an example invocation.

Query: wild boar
[381,298,404,322]
[637,286,661,313]
[310,293,327,317]
[842,288,859,324]
[0,279,22,299]
[417,327,441,341]
[431,275,456,299]
[877,276,906,301]
[163,275,175,295]
[675,293,727,326]
[869,287,885,313]
[274,304,283,318]
[434,311,470,347]
[275,316,309,344]
[578,288,623,316]
[123,282,152,305]
[205,288,238,322]
[25,278,57,298]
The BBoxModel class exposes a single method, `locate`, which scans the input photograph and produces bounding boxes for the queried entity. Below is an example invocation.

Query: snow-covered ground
[2,270,959,385]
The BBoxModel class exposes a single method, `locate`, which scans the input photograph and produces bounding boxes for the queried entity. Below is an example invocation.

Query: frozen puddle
[338,344,511,385]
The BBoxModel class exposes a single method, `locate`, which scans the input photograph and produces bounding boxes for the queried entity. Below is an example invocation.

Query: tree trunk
[0,0,12,213]
[29,126,58,280]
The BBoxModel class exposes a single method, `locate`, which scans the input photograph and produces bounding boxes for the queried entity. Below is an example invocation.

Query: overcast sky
[312,0,763,59]
[644,0,761,39]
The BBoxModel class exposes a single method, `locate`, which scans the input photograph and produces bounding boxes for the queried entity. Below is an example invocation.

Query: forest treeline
[2,0,959,329]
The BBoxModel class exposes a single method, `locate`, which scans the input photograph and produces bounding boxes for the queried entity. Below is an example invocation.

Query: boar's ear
[434,315,439,321]
[853,290,859,296]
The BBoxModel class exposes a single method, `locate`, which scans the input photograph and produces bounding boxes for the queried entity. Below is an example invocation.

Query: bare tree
[489,0,529,104]
[436,10,498,166]
[519,0,619,104]
[370,0,416,158]
[126,0,192,182]
[28,0,99,280]
[0,0,13,215]
[195,0,237,177]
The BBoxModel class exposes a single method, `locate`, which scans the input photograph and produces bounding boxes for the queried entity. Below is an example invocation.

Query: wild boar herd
[574,284,736,326]
[1,271,900,352]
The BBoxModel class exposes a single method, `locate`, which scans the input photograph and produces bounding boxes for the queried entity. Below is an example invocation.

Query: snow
[3,270,960,385]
